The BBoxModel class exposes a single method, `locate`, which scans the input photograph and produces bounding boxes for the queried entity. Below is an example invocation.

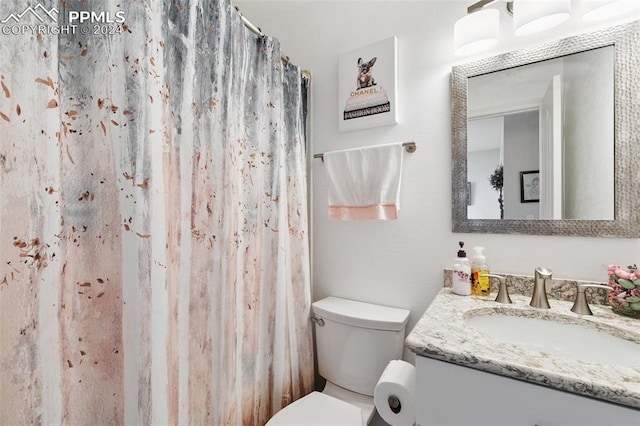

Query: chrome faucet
[530,266,552,309]
[481,274,512,304]
[571,284,612,315]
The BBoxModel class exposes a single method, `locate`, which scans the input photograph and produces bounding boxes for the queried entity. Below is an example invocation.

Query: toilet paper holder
[374,360,416,426]
[387,395,402,414]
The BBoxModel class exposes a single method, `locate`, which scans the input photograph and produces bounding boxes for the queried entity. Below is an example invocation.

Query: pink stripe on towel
[328,204,399,221]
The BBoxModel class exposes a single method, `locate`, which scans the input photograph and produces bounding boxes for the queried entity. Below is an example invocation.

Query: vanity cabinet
[416,356,640,426]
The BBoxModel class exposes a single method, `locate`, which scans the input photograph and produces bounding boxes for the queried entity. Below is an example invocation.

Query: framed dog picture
[338,36,398,132]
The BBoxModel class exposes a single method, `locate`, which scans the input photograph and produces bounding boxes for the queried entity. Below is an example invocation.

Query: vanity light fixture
[454,0,579,56]
[454,0,501,56]
[513,0,572,36]
[581,0,640,22]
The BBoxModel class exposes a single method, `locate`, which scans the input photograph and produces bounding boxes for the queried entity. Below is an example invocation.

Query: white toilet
[267,296,410,425]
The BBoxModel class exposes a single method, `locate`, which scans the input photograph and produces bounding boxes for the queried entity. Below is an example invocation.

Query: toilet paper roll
[374,360,416,426]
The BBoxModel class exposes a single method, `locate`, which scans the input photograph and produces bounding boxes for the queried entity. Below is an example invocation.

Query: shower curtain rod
[235,6,311,79]
[313,141,417,161]
[235,6,265,37]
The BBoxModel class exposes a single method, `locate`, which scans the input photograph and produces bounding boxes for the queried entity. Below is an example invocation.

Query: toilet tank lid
[312,297,410,331]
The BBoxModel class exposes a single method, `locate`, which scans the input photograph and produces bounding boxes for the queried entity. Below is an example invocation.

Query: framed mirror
[451,21,640,237]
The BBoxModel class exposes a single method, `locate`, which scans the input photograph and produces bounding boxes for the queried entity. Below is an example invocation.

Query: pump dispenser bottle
[471,246,490,296]
[453,242,471,296]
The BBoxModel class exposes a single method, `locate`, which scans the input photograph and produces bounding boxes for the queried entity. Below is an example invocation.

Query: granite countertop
[406,288,640,409]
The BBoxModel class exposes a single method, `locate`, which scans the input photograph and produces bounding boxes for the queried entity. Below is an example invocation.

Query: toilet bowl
[267,297,410,425]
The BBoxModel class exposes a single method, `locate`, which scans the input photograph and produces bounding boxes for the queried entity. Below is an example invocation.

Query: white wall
[234,1,640,356]
[563,46,615,220]
[468,148,501,219]
[467,116,502,220]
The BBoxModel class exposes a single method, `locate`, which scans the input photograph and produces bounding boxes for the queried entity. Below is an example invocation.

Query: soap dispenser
[471,247,490,296]
[453,242,471,296]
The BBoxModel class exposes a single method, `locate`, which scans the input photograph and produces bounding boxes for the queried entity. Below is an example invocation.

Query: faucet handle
[481,274,512,304]
[570,284,612,315]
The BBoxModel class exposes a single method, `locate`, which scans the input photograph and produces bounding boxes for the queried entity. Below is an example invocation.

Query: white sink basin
[465,311,640,366]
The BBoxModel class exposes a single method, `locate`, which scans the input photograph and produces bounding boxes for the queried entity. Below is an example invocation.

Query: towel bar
[313,141,416,162]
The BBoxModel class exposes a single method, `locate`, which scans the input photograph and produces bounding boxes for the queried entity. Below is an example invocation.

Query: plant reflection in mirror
[489,165,504,219]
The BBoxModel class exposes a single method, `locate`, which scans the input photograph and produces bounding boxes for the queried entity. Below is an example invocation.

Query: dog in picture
[356,57,377,89]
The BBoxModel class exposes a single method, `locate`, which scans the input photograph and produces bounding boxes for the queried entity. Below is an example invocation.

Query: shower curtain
[0,0,314,424]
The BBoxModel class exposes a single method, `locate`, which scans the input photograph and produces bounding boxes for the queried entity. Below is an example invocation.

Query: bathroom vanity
[429,17,640,425]
[406,289,640,425]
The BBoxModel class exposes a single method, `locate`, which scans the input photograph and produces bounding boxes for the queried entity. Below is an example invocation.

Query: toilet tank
[312,297,410,397]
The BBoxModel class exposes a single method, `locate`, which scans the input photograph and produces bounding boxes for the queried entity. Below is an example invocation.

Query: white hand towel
[325,143,403,221]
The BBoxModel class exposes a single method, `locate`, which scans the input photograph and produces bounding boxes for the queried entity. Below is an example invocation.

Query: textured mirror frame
[451,21,640,237]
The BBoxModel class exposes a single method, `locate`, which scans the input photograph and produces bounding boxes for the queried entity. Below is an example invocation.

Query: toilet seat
[266,391,364,425]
